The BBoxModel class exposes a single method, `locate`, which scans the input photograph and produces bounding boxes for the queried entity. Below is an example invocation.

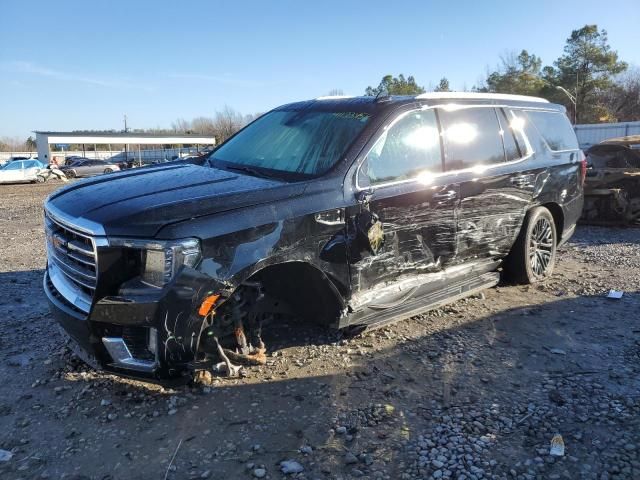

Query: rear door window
[364,109,442,185]
[524,111,578,151]
[439,107,506,171]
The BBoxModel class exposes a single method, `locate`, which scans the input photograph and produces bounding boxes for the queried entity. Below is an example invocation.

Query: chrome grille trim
[44,207,104,313]
[48,262,93,312]
[45,201,106,236]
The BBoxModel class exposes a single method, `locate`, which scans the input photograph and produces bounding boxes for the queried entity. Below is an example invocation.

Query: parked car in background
[0,155,30,167]
[63,155,84,165]
[0,159,47,183]
[59,159,121,178]
[581,135,640,225]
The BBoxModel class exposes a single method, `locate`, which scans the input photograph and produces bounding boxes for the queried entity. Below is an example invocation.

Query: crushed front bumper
[44,268,220,383]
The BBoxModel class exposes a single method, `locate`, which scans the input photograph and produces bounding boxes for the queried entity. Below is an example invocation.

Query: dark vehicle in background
[43,93,584,382]
[59,159,121,178]
[581,136,640,225]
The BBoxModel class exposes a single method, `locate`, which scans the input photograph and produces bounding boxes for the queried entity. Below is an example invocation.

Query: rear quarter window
[524,111,578,151]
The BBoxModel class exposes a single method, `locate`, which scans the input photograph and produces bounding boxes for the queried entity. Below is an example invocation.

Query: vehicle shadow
[1,268,638,479]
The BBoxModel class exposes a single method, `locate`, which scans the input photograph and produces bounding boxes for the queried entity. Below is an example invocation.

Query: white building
[35,131,215,164]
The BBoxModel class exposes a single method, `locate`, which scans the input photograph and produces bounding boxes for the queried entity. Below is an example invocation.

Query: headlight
[141,238,201,287]
[110,238,201,288]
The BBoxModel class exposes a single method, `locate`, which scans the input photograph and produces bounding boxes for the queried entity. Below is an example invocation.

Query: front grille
[45,274,87,316]
[45,211,98,311]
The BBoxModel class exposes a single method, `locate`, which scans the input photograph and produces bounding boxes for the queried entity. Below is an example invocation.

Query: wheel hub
[529,217,553,277]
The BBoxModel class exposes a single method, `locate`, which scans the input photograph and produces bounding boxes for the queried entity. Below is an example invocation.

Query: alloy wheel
[529,217,554,276]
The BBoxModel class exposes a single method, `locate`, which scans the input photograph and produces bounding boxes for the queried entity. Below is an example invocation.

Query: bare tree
[602,67,640,122]
[0,136,28,152]
[212,106,244,143]
[172,118,191,133]
[326,88,344,96]
[169,107,263,144]
[190,117,217,136]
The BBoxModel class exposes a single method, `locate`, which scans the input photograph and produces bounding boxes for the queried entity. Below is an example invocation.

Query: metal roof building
[34,131,215,164]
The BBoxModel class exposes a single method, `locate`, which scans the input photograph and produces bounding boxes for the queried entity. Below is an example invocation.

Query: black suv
[44,93,584,381]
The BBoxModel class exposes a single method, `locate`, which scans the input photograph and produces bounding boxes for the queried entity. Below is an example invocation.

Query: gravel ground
[0,181,639,480]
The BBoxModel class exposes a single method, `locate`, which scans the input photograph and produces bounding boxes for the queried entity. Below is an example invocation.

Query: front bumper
[44,268,219,382]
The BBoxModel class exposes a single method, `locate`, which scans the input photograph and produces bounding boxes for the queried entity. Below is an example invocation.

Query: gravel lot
[0,181,639,480]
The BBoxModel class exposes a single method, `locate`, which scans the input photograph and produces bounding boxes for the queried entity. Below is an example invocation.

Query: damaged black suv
[44,93,584,381]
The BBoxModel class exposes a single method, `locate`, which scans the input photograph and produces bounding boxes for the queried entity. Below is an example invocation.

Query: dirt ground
[0,181,639,480]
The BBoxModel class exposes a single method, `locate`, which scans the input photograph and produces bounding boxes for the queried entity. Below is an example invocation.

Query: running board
[347,272,499,331]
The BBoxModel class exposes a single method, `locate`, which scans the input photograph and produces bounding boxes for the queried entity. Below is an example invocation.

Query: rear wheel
[503,207,557,284]
[104,168,113,174]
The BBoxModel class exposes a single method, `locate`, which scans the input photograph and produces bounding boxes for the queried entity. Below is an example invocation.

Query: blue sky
[1,0,639,137]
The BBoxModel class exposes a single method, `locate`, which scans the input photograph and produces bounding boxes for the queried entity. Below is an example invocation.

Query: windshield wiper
[223,164,276,180]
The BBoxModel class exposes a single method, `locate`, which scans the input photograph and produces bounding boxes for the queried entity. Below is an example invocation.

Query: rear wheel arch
[540,202,564,239]
[503,205,558,284]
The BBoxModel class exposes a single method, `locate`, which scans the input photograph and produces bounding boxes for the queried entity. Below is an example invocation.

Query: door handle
[510,175,531,187]
[432,189,458,202]
[315,209,344,226]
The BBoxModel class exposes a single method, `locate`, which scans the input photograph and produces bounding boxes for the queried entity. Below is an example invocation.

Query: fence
[575,121,640,149]
[0,146,208,164]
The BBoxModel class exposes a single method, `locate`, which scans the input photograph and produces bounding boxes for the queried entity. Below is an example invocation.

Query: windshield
[209,109,370,177]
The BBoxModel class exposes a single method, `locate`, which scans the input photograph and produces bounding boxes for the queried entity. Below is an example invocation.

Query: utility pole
[575,71,579,125]
[542,78,578,124]
[123,114,129,166]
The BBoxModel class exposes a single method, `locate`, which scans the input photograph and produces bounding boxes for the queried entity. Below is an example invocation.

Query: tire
[36,175,46,183]
[66,170,76,179]
[104,168,113,174]
[503,207,557,284]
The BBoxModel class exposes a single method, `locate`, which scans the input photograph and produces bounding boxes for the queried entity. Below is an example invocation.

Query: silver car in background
[59,159,121,178]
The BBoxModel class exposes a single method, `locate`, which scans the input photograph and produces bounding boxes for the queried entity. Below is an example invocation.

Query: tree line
[2,23,637,152]
[0,136,36,153]
[364,25,638,124]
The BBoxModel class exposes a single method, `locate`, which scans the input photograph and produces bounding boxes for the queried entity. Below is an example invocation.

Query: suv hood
[46,164,307,237]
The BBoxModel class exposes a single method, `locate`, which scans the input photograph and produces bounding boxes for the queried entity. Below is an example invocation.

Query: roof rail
[415,92,549,103]
[314,95,355,100]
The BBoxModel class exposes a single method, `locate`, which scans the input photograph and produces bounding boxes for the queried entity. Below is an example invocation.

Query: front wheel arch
[246,261,347,326]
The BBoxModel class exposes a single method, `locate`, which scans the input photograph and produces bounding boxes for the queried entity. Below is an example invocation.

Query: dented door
[347,181,459,295]
[439,106,534,262]
[345,108,457,298]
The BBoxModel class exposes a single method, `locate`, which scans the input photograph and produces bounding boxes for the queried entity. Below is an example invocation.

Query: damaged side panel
[345,181,458,310]
[582,170,640,225]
